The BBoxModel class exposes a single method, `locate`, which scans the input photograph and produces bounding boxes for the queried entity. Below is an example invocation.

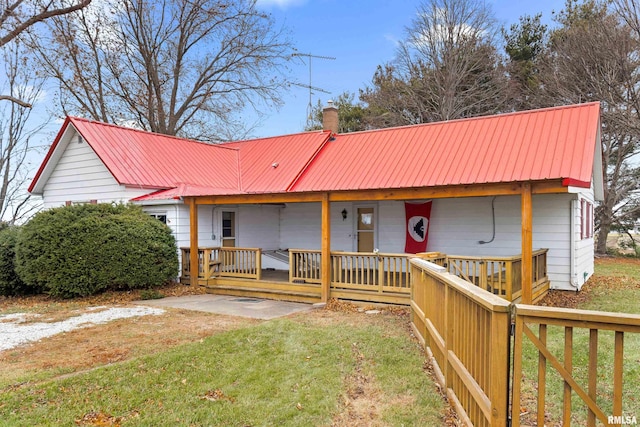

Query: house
[28,102,603,305]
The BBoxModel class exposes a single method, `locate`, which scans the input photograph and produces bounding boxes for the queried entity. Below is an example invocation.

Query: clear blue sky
[252,0,567,137]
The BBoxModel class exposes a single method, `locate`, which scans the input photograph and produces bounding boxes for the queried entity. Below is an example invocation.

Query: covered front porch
[180,246,550,305]
[184,181,567,306]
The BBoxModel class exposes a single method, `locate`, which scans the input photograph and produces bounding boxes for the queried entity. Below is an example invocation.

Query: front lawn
[0,303,445,426]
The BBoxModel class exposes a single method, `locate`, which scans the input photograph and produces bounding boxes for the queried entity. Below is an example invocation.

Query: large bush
[0,226,33,296]
[15,204,178,298]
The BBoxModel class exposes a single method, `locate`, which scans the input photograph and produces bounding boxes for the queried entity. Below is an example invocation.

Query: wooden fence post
[521,183,533,303]
[189,198,199,286]
[321,193,331,302]
[256,248,262,281]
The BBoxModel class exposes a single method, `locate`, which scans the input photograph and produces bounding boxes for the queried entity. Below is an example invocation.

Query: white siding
[428,195,575,290]
[278,202,359,251]
[177,204,281,250]
[237,205,281,249]
[280,203,321,249]
[272,195,581,290]
[41,130,149,207]
[169,204,216,250]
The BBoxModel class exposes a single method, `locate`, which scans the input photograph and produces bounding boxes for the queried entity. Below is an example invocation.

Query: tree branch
[0,95,31,108]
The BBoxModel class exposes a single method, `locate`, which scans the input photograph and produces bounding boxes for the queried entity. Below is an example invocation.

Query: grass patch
[592,257,640,281]
[0,316,444,426]
[519,257,640,424]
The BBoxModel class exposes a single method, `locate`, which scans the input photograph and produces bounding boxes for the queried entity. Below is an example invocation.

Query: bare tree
[542,0,640,253]
[0,0,91,107]
[31,0,292,141]
[0,41,47,223]
[361,0,507,127]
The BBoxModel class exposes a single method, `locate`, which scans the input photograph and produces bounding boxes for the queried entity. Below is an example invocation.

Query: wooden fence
[411,257,640,427]
[410,258,512,426]
[512,305,640,427]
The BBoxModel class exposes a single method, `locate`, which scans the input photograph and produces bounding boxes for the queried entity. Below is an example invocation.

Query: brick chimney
[322,100,338,134]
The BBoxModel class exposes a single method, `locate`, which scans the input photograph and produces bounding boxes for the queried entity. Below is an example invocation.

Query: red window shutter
[580,199,585,240]
[588,202,594,237]
[65,201,72,206]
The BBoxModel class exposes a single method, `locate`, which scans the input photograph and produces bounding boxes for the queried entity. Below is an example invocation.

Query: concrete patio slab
[135,294,314,320]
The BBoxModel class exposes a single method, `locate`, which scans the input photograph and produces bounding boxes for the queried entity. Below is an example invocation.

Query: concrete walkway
[135,294,314,320]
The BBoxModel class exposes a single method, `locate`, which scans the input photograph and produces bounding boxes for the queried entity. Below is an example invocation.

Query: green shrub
[15,204,178,298]
[0,226,33,296]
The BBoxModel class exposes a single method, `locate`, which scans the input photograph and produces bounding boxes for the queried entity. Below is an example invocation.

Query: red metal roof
[30,103,601,200]
[29,117,331,197]
[223,130,330,193]
[70,117,240,190]
[289,102,601,192]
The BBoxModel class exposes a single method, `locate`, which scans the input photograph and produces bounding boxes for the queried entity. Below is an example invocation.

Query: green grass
[0,317,444,426]
[519,258,640,424]
[592,258,640,281]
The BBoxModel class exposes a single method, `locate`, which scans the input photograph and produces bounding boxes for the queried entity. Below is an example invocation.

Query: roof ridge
[285,132,334,191]
[219,129,331,146]
[67,116,240,151]
[336,102,601,137]
[68,116,332,149]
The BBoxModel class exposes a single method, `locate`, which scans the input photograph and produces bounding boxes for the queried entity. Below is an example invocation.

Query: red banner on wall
[404,201,433,254]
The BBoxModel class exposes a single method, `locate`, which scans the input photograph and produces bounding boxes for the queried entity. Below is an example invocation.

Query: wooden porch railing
[446,249,548,301]
[330,251,412,294]
[410,258,512,427]
[182,247,548,304]
[180,247,262,281]
[289,249,322,284]
[512,305,640,427]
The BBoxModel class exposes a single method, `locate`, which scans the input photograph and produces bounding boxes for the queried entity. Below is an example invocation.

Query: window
[221,211,236,247]
[580,199,594,240]
[149,213,167,224]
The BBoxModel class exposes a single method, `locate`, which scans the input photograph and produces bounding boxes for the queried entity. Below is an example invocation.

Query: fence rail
[410,258,511,426]
[446,249,548,301]
[511,304,640,427]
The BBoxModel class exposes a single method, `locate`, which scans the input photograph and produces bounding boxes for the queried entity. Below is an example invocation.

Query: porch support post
[521,183,533,304]
[321,193,331,302]
[189,197,199,286]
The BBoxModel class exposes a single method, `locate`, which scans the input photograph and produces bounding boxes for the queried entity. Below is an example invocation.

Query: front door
[356,206,375,252]
[221,211,236,248]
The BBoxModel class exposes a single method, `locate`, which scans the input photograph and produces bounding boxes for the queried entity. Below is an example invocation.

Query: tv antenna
[291,52,336,128]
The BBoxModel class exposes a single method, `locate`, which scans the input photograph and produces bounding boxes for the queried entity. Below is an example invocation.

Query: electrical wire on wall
[479,196,497,244]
